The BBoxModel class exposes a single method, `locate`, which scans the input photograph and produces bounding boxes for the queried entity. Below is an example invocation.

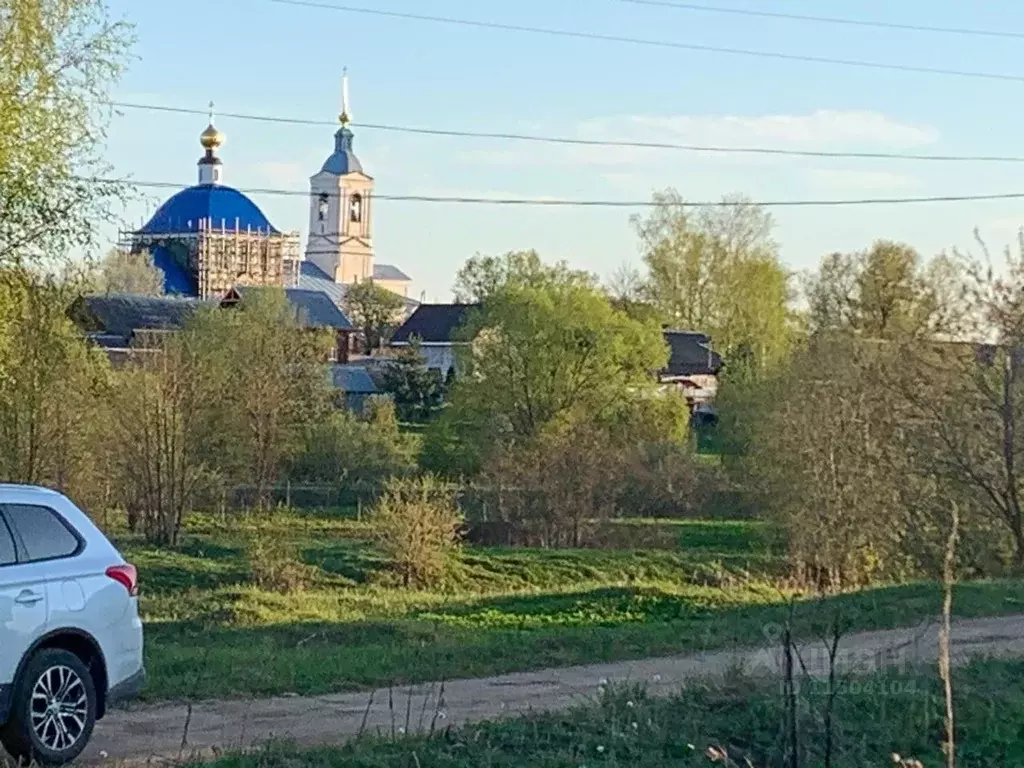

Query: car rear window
[3,504,81,562]
[0,518,15,566]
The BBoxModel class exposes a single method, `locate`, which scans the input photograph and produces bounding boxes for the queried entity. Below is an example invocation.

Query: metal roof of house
[391,303,481,344]
[373,263,411,282]
[297,261,347,307]
[233,286,354,330]
[662,330,723,377]
[77,293,207,345]
[330,365,378,393]
[297,261,419,313]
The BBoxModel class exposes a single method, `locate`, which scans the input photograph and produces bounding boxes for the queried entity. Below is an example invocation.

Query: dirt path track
[84,614,1024,765]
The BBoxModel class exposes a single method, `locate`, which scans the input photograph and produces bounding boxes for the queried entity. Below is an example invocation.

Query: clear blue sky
[103,0,1024,300]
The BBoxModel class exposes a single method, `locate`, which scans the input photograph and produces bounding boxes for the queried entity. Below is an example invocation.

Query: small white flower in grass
[631,722,638,730]
[599,678,608,686]
[652,674,661,682]
[687,744,695,750]
[398,727,405,734]
[626,700,635,708]
[596,745,605,753]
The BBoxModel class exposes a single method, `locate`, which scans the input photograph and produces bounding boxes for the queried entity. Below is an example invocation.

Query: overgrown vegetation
[195,658,1024,767]
[117,508,1024,701]
[368,476,463,587]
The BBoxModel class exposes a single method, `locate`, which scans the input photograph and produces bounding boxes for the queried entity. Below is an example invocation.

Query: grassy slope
[195,658,1024,767]
[122,511,1024,701]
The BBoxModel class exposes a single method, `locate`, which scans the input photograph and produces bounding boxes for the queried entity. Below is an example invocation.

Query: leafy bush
[367,475,464,587]
[481,422,626,548]
[290,404,417,488]
[245,520,314,593]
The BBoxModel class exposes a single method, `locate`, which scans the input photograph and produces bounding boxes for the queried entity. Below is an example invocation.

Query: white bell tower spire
[305,70,375,285]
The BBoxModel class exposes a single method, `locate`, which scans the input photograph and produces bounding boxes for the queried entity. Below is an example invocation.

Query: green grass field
[194,658,1024,767]
[119,509,1024,702]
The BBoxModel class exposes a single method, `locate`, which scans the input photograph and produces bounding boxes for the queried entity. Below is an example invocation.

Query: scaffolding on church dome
[119,218,302,299]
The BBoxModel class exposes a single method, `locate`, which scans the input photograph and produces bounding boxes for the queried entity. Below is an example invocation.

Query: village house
[658,330,723,407]
[390,306,725,412]
[68,290,377,410]
[389,303,481,378]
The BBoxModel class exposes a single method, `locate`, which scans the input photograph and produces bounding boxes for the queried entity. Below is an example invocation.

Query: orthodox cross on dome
[198,100,225,185]
[339,68,351,127]
[199,100,224,150]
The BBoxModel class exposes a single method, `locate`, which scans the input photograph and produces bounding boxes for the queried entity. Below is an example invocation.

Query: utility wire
[620,0,1024,41]
[264,0,1024,83]
[88,177,1024,208]
[108,101,1024,165]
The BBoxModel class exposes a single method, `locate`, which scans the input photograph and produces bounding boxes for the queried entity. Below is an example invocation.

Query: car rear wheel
[0,649,97,766]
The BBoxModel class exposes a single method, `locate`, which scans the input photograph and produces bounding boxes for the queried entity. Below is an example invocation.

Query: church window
[318,193,329,221]
[350,193,363,223]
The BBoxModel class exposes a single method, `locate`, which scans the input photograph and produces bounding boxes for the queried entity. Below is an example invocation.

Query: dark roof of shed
[77,293,206,342]
[662,330,723,377]
[232,286,354,330]
[330,365,379,394]
[391,304,480,344]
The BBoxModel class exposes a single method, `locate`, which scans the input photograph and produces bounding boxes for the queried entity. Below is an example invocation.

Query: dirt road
[83,614,1024,764]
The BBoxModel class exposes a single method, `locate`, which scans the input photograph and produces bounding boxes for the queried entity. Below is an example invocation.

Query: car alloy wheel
[29,665,89,754]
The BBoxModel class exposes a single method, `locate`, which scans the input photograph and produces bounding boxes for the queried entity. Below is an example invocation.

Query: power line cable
[87,177,1024,208]
[264,0,1024,83]
[108,100,1024,165]
[619,0,1024,40]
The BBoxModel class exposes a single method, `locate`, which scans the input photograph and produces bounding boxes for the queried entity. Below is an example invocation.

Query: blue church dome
[140,184,279,235]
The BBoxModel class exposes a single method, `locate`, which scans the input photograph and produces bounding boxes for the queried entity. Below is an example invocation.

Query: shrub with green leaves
[368,475,464,587]
[245,520,315,594]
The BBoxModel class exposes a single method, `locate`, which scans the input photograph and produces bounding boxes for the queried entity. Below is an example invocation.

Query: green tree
[0,0,133,265]
[290,402,417,488]
[93,248,164,295]
[108,320,218,545]
[605,263,663,324]
[0,268,109,508]
[345,280,405,353]
[108,290,334,534]
[205,290,334,508]
[631,189,793,370]
[448,278,669,459]
[805,240,960,340]
[741,334,911,587]
[453,249,595,302]
[381,342,443,422]
[482,421,626,548]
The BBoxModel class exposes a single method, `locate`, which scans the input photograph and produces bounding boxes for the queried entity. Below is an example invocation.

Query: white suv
[0,485,145,765]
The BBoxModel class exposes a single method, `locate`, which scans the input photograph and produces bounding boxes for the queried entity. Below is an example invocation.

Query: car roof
[0,483,62,495]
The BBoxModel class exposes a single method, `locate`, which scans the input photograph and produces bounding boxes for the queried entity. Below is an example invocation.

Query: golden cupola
[197,102,225,186]
[200,122,224,150]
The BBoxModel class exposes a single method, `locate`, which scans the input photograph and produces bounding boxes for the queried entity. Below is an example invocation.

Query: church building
[123,107,301,298]
[297,74,413,302]
[125,74,414,310]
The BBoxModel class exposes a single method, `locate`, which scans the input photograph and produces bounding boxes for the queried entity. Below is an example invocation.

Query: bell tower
[305,70,375,284]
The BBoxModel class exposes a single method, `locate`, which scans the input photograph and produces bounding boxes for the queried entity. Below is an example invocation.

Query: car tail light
[106,564,139,597]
